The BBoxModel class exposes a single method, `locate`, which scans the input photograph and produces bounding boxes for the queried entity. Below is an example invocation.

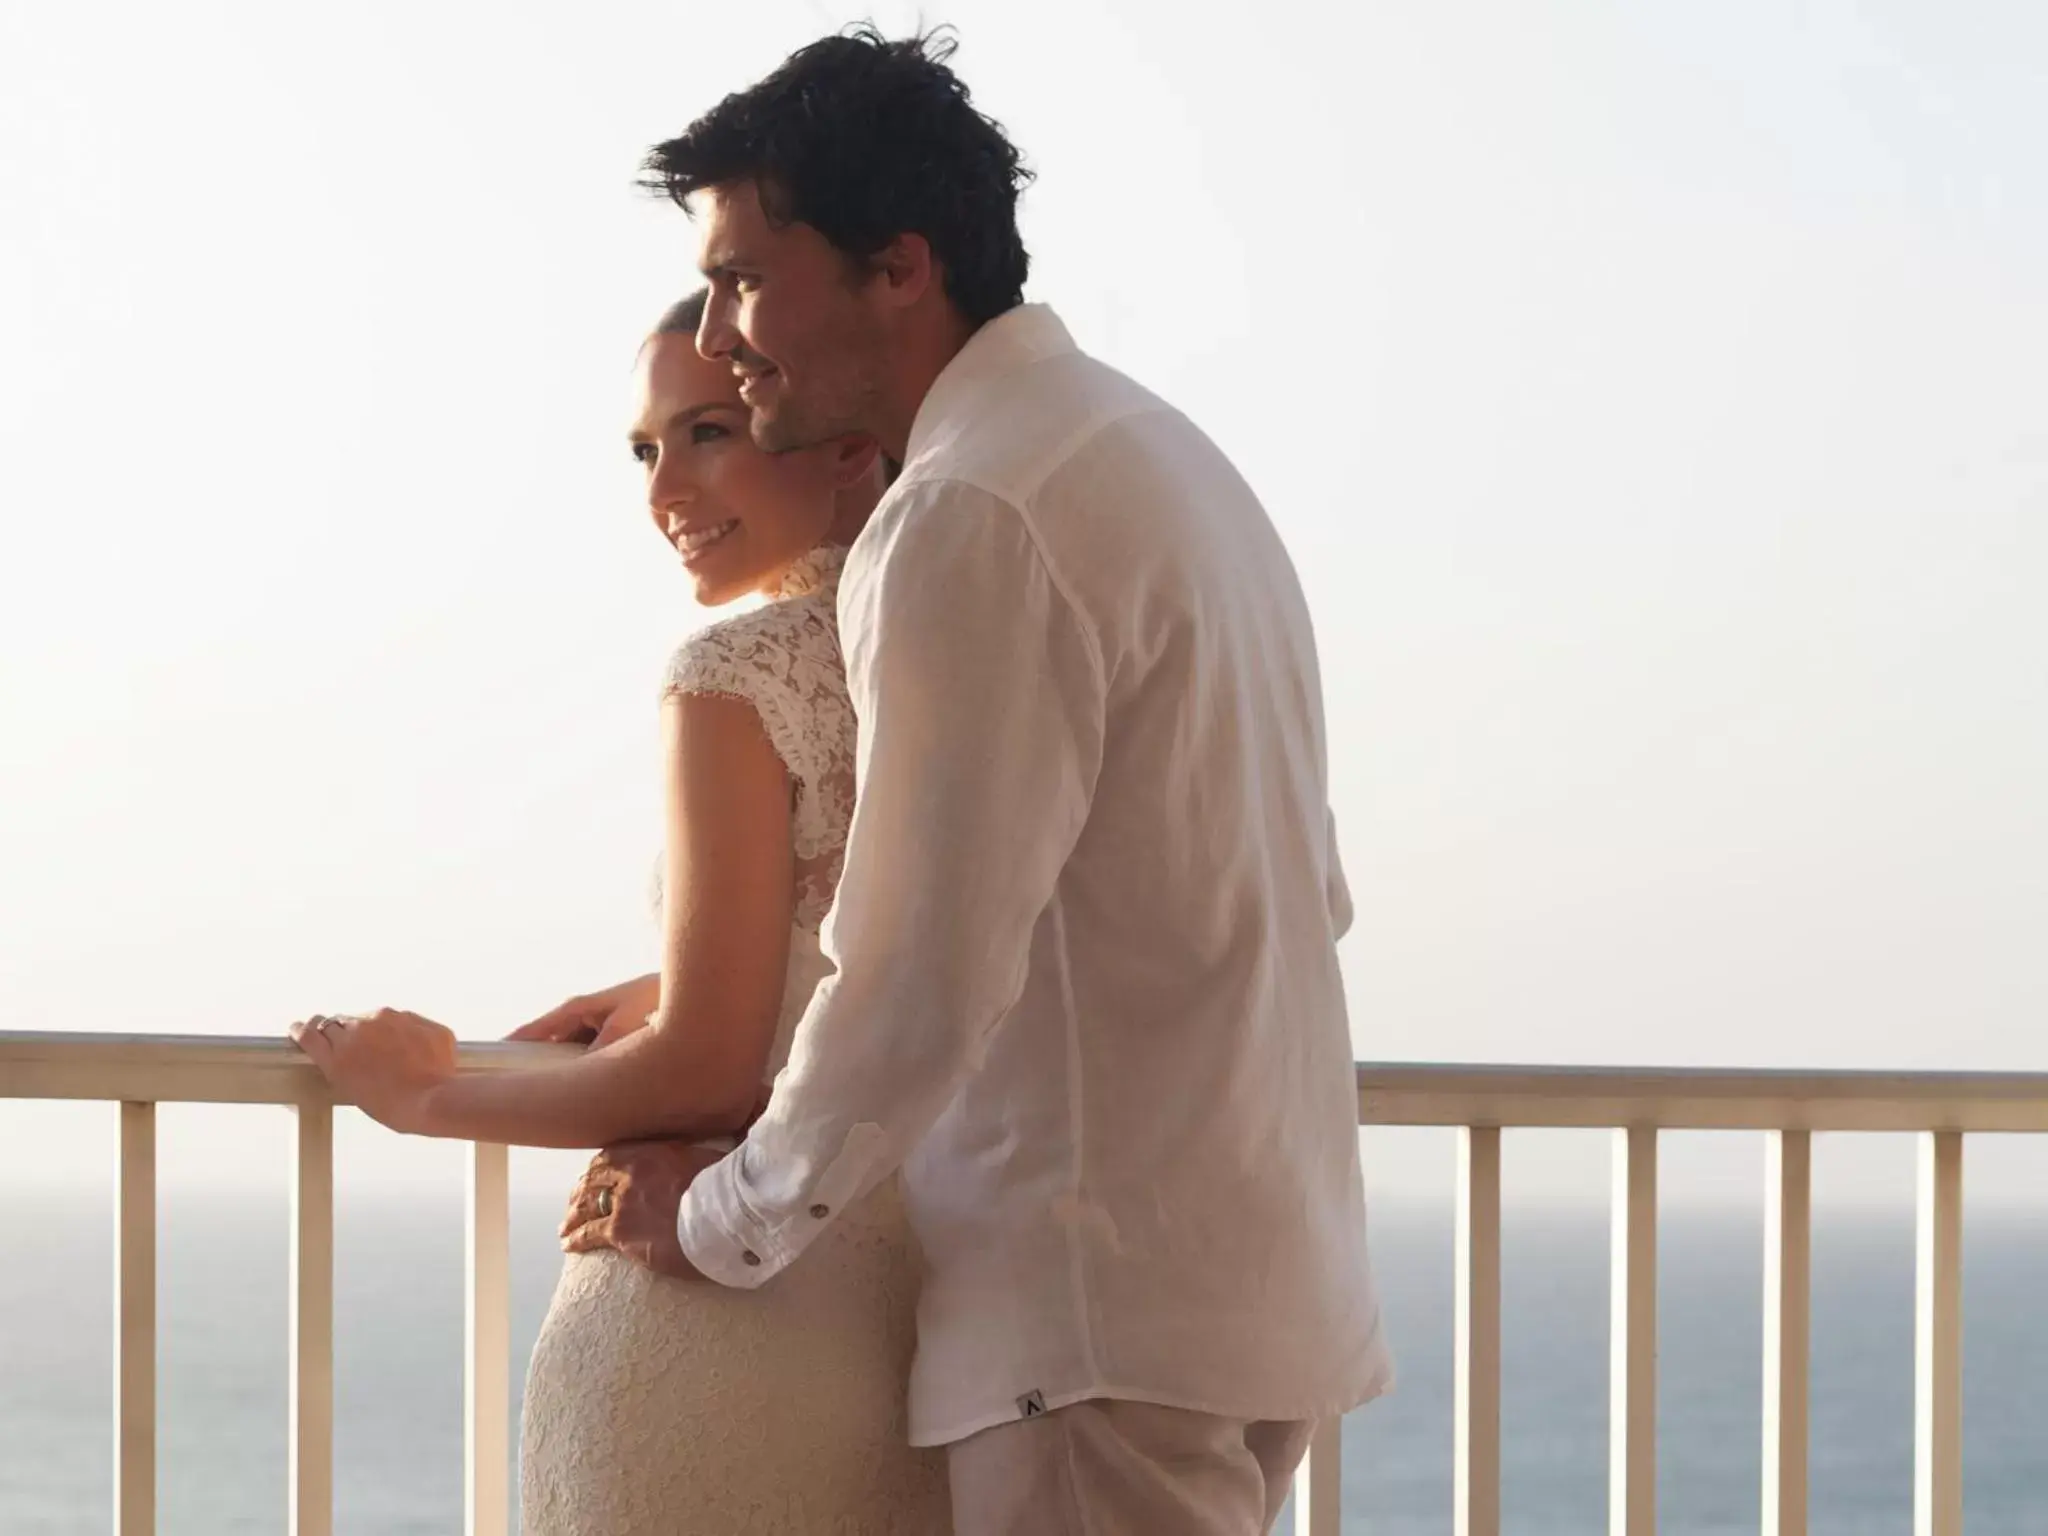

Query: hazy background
[2,0,2044,1212]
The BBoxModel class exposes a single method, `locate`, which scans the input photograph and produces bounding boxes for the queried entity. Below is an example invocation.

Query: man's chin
[747,409,811,455]
[748,402,853,456]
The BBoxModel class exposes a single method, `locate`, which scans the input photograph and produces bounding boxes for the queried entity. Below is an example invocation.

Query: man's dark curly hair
[641,26,1033,327]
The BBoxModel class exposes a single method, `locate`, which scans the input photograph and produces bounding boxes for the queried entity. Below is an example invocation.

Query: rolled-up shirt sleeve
[676,479,1106,1287]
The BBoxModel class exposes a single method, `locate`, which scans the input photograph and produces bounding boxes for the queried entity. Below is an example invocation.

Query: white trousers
[946,1398,1316,1535]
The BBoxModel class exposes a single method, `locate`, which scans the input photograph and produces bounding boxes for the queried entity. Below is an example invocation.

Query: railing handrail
[7,1030,2048,1134]
[0,1029,570,1106]
[1356,1060,2048,1133]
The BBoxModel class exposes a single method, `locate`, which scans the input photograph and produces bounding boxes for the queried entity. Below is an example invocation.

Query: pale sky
[1,0,2043,1208]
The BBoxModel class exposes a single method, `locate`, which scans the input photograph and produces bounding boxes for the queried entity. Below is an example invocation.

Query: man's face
[694,180,890,453]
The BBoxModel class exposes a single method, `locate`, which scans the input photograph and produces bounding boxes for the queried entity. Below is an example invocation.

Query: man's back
[874,305,1393,1444]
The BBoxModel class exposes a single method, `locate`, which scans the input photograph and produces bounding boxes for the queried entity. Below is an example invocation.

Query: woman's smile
[675,519,740,566]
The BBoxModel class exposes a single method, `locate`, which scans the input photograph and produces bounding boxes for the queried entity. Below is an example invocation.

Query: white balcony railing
[0,1030,559,1536]
[7,1033,2046,1536]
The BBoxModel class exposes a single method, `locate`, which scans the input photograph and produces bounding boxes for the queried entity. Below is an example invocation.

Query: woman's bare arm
[400,691,797,1147]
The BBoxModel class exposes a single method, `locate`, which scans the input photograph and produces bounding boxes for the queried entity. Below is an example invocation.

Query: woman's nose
[649,457,697,514]
[649,489,694,543]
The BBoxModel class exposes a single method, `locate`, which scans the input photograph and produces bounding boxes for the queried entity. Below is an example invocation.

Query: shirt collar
[904,303,1077,465]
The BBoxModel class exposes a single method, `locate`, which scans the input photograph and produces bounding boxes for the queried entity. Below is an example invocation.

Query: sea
[2,1191,2045,1534]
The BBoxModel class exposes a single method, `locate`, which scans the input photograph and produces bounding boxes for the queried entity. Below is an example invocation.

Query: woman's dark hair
[641,26,1032,327]
[653,289,709,337]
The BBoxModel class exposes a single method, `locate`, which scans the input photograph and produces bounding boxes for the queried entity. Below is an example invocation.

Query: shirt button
[809,1204,830,1219]
[742,1250,761,1267]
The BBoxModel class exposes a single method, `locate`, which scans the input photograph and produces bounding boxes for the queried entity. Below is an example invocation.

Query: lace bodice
[518,542,948,1533]
[657,543,854,933]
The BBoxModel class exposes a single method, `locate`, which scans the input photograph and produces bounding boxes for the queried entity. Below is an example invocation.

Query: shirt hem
[908,1361,1397,1449]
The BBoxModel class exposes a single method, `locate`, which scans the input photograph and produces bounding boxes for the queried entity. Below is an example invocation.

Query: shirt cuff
[676,1144,784,1289]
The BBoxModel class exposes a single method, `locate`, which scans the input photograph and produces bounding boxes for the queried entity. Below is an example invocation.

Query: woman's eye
[689,422,729,445]
[734,273,762,294]
[630,442,658,466]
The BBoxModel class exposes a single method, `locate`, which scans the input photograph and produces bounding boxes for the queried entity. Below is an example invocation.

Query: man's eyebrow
[699,254,755,280]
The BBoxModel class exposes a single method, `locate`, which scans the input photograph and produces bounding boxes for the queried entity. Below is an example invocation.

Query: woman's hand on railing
[504,974,661,1047]
[288,1008,459,1133]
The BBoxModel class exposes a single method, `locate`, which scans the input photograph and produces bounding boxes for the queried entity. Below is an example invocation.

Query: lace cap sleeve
[659,610,831,793]
[653,579,855,927]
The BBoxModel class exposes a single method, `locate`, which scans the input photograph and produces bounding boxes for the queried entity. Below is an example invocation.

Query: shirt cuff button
[809,1204,830,1219]
[742,1250,762,1267]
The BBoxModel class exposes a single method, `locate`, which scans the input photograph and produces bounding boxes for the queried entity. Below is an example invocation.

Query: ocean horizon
[3,1189,2044,1533]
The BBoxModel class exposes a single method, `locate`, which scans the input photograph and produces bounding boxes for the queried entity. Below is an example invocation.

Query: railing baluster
[1763,1129,1811,1536]
[115,1102,156,1536]
[291,1102,334,1536]
[1292,1416,1342,1535]
[10,1034,2045,1536]
[1610,1125,1657,1536]
[467,1141,512,1536]
[1456,1124,1503,1536]
[1914,1130,1963,1536]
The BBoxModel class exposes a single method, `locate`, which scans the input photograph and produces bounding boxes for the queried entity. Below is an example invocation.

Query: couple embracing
[291,27,1391,1535]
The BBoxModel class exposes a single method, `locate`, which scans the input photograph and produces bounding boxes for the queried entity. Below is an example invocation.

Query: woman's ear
[829,434,883,489]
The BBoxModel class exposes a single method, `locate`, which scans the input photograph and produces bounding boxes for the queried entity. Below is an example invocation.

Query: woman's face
[630,332,844,606]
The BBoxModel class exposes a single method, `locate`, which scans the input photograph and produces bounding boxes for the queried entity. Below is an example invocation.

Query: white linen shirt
[676,303,1393,1446]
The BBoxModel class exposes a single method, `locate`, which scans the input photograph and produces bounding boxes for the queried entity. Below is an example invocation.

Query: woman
[288,292,951,1534]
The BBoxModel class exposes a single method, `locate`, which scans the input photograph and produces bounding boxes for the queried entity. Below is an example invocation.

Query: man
[564,27,1392,1532]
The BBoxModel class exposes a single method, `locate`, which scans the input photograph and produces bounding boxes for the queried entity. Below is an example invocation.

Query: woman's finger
[588,1005,653,1051]
[289,1019,335,1065]
[505,1005,597,1044]
[537,1018,598,1045]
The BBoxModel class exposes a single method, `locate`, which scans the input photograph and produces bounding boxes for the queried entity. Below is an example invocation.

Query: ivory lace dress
[518,544,950,1534]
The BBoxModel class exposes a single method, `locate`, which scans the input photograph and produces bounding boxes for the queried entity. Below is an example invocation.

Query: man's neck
[872,307,983,462]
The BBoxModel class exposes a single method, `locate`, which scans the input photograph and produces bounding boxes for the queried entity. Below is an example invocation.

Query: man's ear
[870,231,936,309]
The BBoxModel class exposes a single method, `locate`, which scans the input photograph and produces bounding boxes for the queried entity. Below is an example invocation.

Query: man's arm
[1326,805,1354,941]
[677,481,1106,1286]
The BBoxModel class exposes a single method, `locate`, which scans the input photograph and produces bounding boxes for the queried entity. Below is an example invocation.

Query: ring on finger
[596,1186,614,1218]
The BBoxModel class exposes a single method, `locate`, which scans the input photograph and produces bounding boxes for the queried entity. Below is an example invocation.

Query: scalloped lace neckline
[769,542,850,601]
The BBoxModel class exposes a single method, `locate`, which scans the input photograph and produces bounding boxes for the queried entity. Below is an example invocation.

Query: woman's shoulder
[658,589,851,793]
[660,588,840,700]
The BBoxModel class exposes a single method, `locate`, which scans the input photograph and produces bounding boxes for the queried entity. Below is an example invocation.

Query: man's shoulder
[916,349,1181,507]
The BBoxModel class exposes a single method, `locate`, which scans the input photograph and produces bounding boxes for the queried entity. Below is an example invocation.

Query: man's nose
[697,295,740,362]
